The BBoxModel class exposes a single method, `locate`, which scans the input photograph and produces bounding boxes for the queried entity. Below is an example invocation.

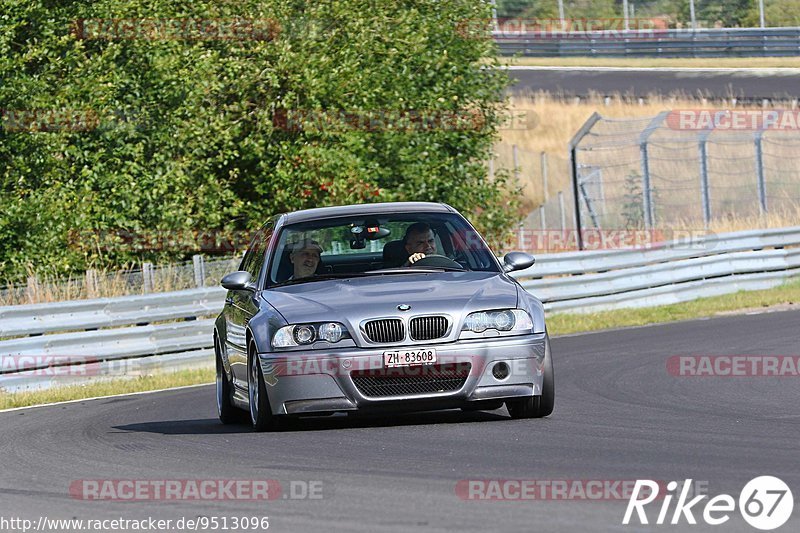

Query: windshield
[266,212,500,286]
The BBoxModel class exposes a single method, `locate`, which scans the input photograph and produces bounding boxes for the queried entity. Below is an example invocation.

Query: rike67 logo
[623,477,794,530]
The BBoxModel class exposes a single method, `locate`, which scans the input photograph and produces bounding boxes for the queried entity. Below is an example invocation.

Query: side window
[248,235,267,282]
[239,220,275,287]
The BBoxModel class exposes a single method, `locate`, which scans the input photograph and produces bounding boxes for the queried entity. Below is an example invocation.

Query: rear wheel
[507,335,554,419]
[215,336,239,424]
[248,341,284,432]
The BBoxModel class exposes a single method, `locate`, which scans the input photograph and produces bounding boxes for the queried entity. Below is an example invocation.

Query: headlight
[460,309,533,337]
[272,322,349,348]
[318,322,344,343]
[294,325,316,344]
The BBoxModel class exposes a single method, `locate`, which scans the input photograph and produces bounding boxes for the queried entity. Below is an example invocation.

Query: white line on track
[0,382,213,414]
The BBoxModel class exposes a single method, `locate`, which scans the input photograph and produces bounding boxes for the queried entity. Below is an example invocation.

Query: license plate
[383,348,437,367]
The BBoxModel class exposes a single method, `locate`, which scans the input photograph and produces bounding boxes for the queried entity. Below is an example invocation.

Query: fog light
[492,362,510,380]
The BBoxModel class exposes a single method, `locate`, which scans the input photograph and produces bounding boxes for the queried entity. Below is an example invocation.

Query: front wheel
[248,342,285,432]
[507,335,555,419]
[216,336,239,424]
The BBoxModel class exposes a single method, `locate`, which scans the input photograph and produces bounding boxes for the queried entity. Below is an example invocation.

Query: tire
[215,336,240,425]
[506,334,555,419]
[248,341,284,432]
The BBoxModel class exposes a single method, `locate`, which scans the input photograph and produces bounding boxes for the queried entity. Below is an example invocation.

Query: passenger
[289,239,322,279]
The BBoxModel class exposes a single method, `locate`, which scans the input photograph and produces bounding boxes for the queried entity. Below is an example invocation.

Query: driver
[289,239,322,279]
[403,222,437,265]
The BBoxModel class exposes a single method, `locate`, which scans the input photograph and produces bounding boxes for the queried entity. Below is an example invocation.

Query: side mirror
[221,271,256,291]
[503,252,535,273]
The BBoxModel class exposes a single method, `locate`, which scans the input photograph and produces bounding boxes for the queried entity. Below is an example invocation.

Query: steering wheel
[410,254,464,269]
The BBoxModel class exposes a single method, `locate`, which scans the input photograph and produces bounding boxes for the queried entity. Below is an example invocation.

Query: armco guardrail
[494,27,800,57]
[0,287,225,337]
[0,288,223,392]
[512,227,800,313]
[2,227,799,392]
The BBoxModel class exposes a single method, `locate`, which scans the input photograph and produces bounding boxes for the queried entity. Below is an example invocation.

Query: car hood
[263,271,518,326]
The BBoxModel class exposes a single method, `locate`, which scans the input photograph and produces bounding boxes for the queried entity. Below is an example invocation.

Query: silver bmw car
[214,202,554,431]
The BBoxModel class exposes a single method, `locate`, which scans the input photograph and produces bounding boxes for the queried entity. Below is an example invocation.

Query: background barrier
[2,226,798,392]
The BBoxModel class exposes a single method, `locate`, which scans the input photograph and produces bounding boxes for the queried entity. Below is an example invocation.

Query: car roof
[281,202,456,225]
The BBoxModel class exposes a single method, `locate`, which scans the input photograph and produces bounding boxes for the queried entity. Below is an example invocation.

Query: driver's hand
[408,252,426,264]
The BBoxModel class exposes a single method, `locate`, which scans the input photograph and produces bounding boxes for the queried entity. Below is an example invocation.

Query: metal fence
[491,143,577,240]
[495,27,800,57]
[566,111,800,244]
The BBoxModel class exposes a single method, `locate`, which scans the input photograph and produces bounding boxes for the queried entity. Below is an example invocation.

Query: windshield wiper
[271,272,377,287]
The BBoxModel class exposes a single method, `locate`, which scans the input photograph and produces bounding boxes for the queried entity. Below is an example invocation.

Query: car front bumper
[257,333,548,416]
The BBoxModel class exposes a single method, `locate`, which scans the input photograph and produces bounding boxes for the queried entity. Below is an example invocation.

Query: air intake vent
[363,319,405,343]
[409,316,448,341]
[351,363,471,397]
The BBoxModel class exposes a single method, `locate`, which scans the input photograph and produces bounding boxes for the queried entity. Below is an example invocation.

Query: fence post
[755,131,768,216]
[568,112,602,250]
[193,254,206,288]
[638,112,669,230]
[539,205,546,230]
[26,275,40,304]
[142,262,154,293]
[512,144,520,185]
[640,141,653,229]
[85,269,99,298]
[540,151,549,202]
[698,135,712,229]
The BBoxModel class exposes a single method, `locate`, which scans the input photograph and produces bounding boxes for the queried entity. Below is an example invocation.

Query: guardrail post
[512,144,520,186]
[85,269,99,299]
[539,205,546,230]
[558,191,566,232]
[755,131,768,216]
[193,255,206,288]
[142,262,154,293]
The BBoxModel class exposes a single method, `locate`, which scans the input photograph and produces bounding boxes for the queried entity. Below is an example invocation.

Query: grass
[547,276,800,336]
[0,367,214,410]
[504,57,800,69]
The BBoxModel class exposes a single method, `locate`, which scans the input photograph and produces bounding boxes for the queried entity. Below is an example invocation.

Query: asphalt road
[1,310,799,532]
[507,66,800,100]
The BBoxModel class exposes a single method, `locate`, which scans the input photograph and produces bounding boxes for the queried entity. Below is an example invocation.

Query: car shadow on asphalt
[113,408,510,435]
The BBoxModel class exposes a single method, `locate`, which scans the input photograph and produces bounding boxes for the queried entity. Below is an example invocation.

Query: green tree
[0,0,516,282]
